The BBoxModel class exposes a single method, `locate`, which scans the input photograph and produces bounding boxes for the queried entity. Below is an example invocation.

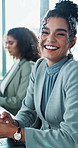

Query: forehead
[7,35,16,41]
[43,17,69,31]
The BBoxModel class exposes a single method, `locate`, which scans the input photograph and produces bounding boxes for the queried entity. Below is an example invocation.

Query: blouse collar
[46,57,69,75]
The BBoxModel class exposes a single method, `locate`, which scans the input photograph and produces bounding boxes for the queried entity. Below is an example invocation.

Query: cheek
[39,38,46,48]
[39,40,43,51]
[64,42,70,50]
[13,44,17,49]
[39,38,43,45]
[60,39,69,48]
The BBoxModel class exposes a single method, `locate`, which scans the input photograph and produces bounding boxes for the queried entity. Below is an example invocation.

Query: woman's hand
[0,122,25,142]
[0,112,25,141]
[0,112,18,126]
[0,122,17,138]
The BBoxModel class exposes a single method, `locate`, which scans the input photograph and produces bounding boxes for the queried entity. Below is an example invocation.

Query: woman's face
[39,17,73,66]
[5,35,21,59]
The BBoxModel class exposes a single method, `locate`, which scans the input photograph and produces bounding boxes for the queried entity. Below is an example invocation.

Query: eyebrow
[41,26,49,30]
[56,28,67,32]
[6,40,13,43]
[42,27,67,33]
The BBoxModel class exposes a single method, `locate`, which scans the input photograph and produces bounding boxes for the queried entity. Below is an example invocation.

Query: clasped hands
[0,112,17,138]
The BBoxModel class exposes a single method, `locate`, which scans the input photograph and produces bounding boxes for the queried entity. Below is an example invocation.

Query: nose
[5,43,10,49]
[47,33,56,43]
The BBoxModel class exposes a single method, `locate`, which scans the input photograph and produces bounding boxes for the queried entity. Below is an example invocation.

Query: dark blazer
[0,59,35,115]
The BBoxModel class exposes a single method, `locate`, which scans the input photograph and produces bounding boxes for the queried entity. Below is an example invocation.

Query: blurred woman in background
[0,27,39,115]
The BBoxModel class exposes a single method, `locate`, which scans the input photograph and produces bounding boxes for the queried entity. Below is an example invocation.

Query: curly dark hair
[7,27,39,62]
[42,0,78,42]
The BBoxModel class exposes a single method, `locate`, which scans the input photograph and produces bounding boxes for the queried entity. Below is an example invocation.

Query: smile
[44,45,59,50]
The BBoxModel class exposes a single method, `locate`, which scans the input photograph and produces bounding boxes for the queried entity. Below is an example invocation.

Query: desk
[0,138,26,148]
[0,106,26,148]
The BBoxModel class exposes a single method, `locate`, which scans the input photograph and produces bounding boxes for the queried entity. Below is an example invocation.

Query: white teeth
[45,46,58,49]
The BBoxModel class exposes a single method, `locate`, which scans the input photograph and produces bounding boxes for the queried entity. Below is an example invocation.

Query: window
[0,0,2,77]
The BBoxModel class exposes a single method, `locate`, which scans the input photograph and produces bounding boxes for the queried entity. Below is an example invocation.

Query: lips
[44,45,59,50]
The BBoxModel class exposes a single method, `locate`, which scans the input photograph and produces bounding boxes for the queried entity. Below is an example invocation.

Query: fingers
[1,112,11,118]
[0,112,18,126]
[0,111,13,124]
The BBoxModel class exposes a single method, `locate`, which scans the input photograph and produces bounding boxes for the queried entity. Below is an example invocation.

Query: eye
[56,32,66,36]
[57,33,66,36]
[8,41,14,45]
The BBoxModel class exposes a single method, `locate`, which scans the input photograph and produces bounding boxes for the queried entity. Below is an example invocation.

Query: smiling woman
[39,16,76,65]
[49,0,78,60]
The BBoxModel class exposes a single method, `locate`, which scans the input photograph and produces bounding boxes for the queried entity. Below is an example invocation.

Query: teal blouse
[41,57,69,116]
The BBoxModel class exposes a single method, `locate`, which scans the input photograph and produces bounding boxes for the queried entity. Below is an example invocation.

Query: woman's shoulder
[20,59,33,66]
[61,59,78,76]
[19,59,34,71]
[64,59,78,69]
[35,57,46,67]
[30,58,47,75]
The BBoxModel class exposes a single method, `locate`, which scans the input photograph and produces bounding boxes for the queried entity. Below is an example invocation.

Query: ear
[69,36,77,48]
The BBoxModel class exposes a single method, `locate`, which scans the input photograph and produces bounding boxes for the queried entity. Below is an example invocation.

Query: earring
[68,49,73,59]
